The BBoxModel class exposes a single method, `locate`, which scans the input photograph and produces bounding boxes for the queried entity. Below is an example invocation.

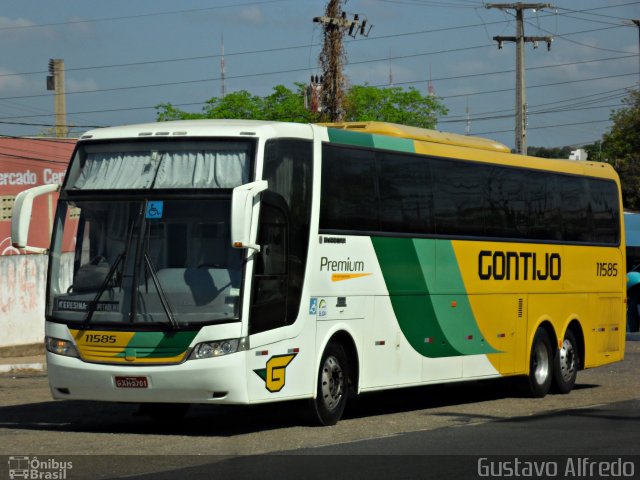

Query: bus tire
[524,327,553,398]
[551,329,578,394]
[310,342,349,426]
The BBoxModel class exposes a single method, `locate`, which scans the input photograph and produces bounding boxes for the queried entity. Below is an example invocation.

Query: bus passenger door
[245,192,314,402]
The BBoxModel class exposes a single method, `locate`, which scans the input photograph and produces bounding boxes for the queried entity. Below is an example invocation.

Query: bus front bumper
[46,351,249,404]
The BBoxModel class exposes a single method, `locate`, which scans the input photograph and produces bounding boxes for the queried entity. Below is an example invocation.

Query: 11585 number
[596,262,618,277]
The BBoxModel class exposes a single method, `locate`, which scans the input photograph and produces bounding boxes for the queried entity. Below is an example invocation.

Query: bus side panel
[245,315,318,404]
[584,293,625,367]
[360,295,422,389]
[464,294,527,376]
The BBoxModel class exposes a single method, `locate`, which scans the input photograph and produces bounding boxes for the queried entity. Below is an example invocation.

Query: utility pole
[427,64,435,97]
[46,59,67,138]
[629,20,640,85]
[313,0,371,121]
[220,34,226,98]
[486,3,554,154]
[465,97,471,136]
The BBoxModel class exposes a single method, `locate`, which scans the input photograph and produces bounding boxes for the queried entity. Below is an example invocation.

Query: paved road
[0,342,638,479]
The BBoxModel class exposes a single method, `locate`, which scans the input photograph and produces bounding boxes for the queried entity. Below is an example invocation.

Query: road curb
[0,362,46,373]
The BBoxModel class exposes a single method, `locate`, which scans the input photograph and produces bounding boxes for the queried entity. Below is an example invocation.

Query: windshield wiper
[144,251,179,329]
[83,253,123,326]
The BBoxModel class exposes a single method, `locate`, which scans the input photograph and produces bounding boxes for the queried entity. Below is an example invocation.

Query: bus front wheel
[551,329,578,394]
[523,327,553,398]
[310,342,349,426]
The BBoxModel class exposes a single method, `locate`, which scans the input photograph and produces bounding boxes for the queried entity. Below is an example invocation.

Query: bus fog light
[189,339,243,360]
[45,336,79,358]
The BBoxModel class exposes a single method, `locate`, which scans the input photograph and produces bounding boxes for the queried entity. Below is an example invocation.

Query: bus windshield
[48,198,243,327]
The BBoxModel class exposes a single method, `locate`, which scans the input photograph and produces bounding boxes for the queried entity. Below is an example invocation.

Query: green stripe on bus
[371,236,461,358]
[422,239,499,355]
[372,135,415,153]
[372,237,498,358]
[115,330,198,358]
[327,128,375,148]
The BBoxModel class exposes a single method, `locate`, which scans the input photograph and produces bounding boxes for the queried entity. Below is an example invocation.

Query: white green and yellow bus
[12,120,625,425]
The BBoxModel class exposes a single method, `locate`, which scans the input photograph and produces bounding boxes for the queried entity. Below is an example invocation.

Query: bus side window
[249,194,289,334]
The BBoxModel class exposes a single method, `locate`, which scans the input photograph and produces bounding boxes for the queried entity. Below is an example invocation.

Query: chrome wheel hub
[320,355,344,411]
[558,339,576,382]
[533,342,550,385]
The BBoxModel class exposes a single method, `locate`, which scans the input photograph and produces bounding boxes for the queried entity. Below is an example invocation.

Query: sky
[0,0,638,152]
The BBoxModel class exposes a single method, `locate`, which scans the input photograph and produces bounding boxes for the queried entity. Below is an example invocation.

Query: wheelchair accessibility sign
[309,297,327,318]
[146,201,164,219]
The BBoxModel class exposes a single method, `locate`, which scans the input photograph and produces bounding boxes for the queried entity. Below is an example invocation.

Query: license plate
[115,376,148,388]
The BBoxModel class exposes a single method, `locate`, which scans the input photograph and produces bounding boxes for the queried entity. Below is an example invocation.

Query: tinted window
[589,179,620,244]
[561,176,589,242]
[319,142,620,245]
[321,144,378,231]
[250,199,288,334]
[251,139,313,332]
[485,166,529,238]
[433,159,486,236]
[378,151,434,234]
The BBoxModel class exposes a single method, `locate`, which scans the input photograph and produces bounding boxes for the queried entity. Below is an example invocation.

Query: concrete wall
[0,254,48,347]
[0,253,73,348]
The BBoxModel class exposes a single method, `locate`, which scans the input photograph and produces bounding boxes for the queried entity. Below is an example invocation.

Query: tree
[601,88,640,210]
[344,85,446,129]
[156,84,315,123]
[156,83,447,129]
[527,146,572,159]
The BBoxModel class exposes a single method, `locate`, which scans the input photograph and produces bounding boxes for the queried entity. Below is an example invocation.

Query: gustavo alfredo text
[477,457,635,477]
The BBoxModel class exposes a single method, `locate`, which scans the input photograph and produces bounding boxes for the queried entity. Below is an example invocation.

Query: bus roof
[322,121,512,153]
[78,119,313,141]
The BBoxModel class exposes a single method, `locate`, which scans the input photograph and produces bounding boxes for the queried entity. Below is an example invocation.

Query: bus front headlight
[188,338,248,360]
[45,336,79,358]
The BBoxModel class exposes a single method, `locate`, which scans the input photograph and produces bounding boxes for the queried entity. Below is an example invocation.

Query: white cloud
[0,68,29,93]
[65,16,94,35]
[238,6,263,26]
[67,78,99,93]
[0,16,35,29]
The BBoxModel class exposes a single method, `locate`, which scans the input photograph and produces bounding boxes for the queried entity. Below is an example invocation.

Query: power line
[0,9,630,81]
[556,5,638,22]
[0,0,289,31]
[4,33,632,104]
[0,143,73,161]
[0,134,77,145]
[475,118,611,136]
[0,54,633,120]
[0,20,512,80]
[444,87,630,120]
[0,4,630,80]
[0,120,102,128]
[524,19,638,54]
[440,102,622,124]
[0,150,72,166]
[374,72,637,96]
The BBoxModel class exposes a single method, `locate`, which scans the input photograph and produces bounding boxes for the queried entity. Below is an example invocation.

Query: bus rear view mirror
[11,183,60,254]
[231,180,268,252]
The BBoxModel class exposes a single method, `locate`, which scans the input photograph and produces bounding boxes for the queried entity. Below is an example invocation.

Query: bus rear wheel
[551,329,578,394]
[310,342,349,426]
[523,327,553,398]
